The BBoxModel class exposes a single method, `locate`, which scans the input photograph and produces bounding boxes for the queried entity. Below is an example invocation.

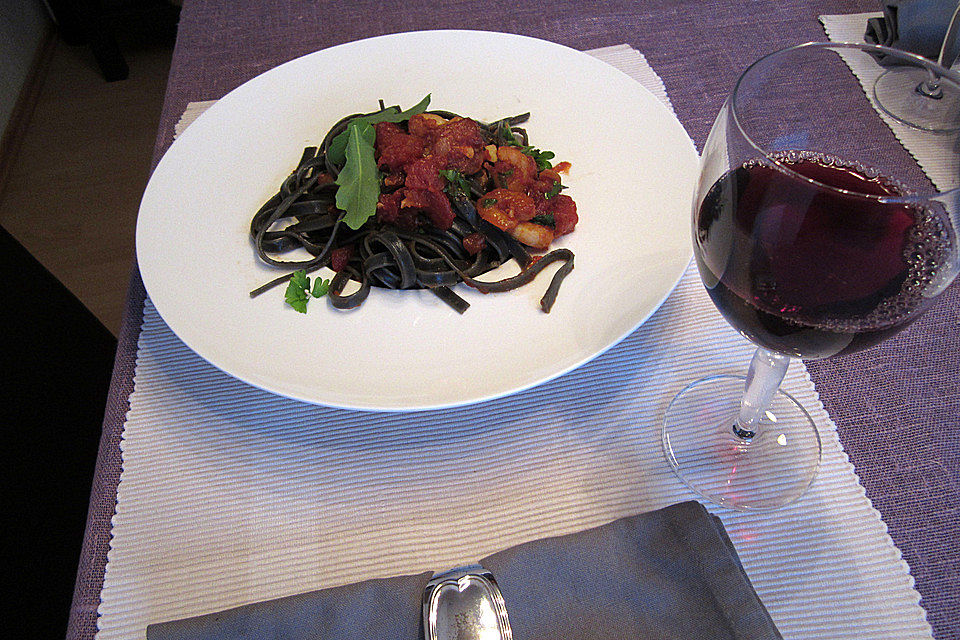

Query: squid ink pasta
[249,98,578,314]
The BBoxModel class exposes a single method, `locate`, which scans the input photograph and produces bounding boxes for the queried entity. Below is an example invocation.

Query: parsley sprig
[284,269,331,313]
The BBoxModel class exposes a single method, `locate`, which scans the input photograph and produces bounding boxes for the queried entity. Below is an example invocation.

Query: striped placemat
[97,45,932,639]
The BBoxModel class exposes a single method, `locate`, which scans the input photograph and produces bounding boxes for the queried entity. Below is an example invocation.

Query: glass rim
[730,41,960,202]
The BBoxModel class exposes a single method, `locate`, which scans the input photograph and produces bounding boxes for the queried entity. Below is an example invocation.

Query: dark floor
[0,30,173,335]
[0,22,175,640]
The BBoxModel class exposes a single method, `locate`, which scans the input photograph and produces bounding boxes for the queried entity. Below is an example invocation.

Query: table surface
[68,1,960,639]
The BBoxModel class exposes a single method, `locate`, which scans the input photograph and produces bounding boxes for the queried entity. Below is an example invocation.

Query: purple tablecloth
[69,1,959,639]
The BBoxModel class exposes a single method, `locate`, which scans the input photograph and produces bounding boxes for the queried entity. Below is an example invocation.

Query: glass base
[873,66,960,132]
[662,375,822,511]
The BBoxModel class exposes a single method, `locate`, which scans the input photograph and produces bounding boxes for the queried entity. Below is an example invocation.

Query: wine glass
[872,3,960,132]
[662,42,960,511]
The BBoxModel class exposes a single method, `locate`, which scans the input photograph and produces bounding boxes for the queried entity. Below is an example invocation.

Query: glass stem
[919,3,960,98]
[734,348,790,440]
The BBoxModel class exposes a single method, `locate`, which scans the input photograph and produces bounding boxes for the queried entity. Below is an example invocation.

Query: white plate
[136,30,698,411]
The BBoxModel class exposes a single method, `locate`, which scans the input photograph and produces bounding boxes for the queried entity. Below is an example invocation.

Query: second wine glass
[872,2,960,132]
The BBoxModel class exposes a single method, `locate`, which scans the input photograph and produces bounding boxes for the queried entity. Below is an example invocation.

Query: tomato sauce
[372,113,577,250]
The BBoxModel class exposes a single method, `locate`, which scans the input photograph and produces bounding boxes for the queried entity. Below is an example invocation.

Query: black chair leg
[71,1,130,81]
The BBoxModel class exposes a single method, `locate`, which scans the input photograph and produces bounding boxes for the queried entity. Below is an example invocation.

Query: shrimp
[510,222,554,250]
[476,188,535,231]
[492,145,538,192]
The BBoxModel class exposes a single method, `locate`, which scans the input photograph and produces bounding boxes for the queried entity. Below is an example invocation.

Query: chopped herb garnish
[440,169,472,198]
[498,121,521,146]
[544,182,566,199]
[521,146,555,171]
[531,213,555,226]
[481,198,498,207]
[494,122,555,170]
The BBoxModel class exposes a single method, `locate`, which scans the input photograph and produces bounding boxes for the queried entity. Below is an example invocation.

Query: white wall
[0,0,50,139]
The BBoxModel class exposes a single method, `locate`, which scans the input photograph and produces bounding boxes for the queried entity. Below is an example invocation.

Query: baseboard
[0,25,57,205]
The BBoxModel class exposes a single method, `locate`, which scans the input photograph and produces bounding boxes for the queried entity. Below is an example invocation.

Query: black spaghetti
[249,98,577,314]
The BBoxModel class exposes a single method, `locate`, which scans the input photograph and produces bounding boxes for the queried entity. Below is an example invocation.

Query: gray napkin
[865,0,960,65]
[146,501,782,640]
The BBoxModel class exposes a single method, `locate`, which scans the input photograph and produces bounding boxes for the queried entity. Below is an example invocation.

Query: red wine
[696,153,953,359]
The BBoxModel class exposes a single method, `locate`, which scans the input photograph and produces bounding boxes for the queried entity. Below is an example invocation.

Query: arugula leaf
[335,122,380,230]
[284,271,311,313]
[311,277,330,298]
[371,93,431,123]
[327,94,431,165]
